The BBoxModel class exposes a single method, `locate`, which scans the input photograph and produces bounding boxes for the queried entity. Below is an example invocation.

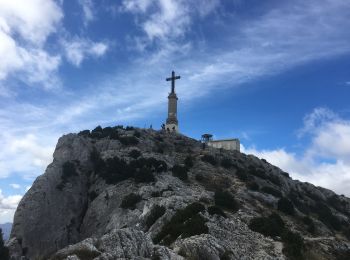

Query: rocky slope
[7,126,350,260]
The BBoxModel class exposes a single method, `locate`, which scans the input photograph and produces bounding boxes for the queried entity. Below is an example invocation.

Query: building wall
[208,139,240,151]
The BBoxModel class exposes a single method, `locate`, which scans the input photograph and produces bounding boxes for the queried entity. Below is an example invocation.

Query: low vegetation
[249,213,304,259]
[277,197,295,215]
[214,190,239,212]
[153,202,207,245]
[0,229,9,260]
[208,206,227,218]
[56,161,78,190]
[201,154,217,166]
[120,193,142,210]
[145,205,166,230]
[184,155,194,168]
[220,158,233,169]
[171,165,188,181]
[261,186,282,198]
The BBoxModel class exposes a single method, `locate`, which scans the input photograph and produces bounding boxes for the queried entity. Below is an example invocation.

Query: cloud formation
[0,189,22,223]
[244,108,350,196]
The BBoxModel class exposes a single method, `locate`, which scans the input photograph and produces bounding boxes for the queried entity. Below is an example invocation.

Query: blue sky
[1,0,350,223]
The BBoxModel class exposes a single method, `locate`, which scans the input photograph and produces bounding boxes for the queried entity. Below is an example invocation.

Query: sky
[0,0,350,224]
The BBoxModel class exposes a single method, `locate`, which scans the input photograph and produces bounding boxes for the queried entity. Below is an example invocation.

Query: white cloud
[9,184,20,189]
[244,108,350,196]
[0,0,63,89]
[0,189,22,223]
[62,38,108,66]
[78,0,95,26]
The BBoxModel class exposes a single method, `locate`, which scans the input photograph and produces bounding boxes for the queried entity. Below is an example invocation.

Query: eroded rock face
[9,127,350,259]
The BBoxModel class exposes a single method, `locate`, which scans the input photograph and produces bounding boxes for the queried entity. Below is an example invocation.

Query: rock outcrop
[8,126,350,259]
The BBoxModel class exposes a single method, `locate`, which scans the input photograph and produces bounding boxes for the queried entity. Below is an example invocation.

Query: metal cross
[166,71,181,93]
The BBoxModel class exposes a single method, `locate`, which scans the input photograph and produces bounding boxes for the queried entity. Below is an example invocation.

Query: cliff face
[8,126,350,260]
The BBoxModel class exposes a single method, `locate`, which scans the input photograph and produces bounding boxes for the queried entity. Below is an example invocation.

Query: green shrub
[313,202,341,230]
[172,165,188,181]
[134,167,155,183]
[119,136,139,145]
[78,129,90,137]
[281,230,304,259]
[248,213,285,237]
[90,125,103,138]
[247,181,259,191]
[57,161,78,190]
[145,205,166,230]
[99,157,132,184]
[88,191,98,201]
[90,148,105,172]
[181,214,208,238]
[214,190,239,212]
[235,168,248,181]
[261,186,282,198]
[0,229,9,260]
[134,131,141,138]
[208,206,226,218]
[220,158,233,169]
[153,202,206,245]
[248,166,267,179]
[201,154,217,166]
[184,156,194,168]
[278,197,295,215]
[129,149,141,159]
[121,193,142,209]
[125,126,134,130]
[302,216,315,234]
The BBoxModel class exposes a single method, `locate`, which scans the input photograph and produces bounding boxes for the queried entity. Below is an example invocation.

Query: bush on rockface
[220,158,233,169]
[249,213,285,237]
[246,181,259,191]
[261,186,282,198]
[184,156,194,168]
[129,149,142,159]
[134,167,155,183]
[214,190,239,212]
[302,216,316,234]
[172,165,188,181]
[145,205,166,230]
[57,161,78,190]
[278,197,295,215]
[153,202,206,245]
[121,193,142,209]
[0,229,9,260]
[249,213,304,259]
[208,206,227,218]
[313,202,342,231]
[119,136,139,145]
[201,154,217,166]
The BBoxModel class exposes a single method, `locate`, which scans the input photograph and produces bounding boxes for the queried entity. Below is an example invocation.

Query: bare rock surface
[8,127,350,259]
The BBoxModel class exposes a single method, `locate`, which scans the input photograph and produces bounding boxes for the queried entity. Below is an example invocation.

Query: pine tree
[0,228,9,260]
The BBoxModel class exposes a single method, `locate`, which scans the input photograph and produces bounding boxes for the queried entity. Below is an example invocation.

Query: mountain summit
[7,126,350,259]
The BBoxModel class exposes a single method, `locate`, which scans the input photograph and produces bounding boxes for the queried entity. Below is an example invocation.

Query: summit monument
[165,71,180,132]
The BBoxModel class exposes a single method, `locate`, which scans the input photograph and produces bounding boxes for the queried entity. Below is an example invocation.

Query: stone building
[201,134,240,152]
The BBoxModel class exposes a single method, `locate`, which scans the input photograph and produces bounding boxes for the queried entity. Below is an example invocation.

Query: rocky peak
[7,126,350,259]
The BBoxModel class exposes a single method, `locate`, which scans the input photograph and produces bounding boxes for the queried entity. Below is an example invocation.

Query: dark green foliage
[288,192,310,215]
[134,167,155,183]
[57,161,78,190]
[247,181,259,191]
[181,214,208,238]
[201,154,217,166]
[172,165,188,181]
[153,202,206,245]
[145,205,166,229]
[109,130,119,140]
[125,126,134,130]
[0,229,9,260]
[248,166,267,179]
[214,190,239,212]
[302,216,316,234]
[184,156,194,168]
[327,195,349,216]
[208,206,227,218]
[90,125,103,138]
[281,230,304,259]
[90,148,105,172]
[121,193,142,209]
[88,191,98,201]
[261,186,282,198]
[249,213,285,237]
[278,198,295,215]
[235,168,248,181]
[95,156,167,184]
[134,131,141,138]
[220,158,233,169]
[129,149,141,159]
[119,136,139,145]
[78,130,90,137]
[195,173,204,182]
[313,202,342,230]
